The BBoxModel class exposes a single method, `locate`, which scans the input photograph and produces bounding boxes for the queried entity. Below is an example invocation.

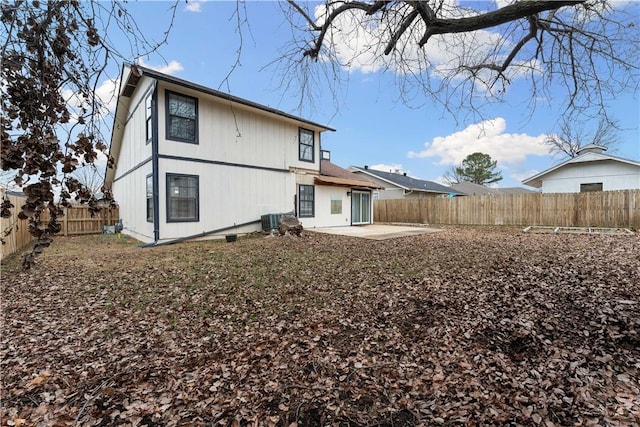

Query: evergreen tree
[455,153,503,185]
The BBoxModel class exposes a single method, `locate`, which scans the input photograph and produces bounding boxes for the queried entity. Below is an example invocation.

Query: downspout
[151,82,160,242]
[139,219,261,248]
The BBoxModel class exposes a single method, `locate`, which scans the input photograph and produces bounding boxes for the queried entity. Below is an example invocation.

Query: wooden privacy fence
[53,205,120,237]
[1,190,119,261]
[1,190,33,261]
[374,189,640,229]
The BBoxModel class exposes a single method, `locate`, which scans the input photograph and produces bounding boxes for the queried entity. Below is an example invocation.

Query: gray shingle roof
[351,167,461,195]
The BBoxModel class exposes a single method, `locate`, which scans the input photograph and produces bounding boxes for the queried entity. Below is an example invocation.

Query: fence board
[1,190,32,261]
[374,190,640,229]
[0,192,119,261]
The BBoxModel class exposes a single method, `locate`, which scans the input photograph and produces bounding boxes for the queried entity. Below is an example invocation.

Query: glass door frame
[351,190,372,225]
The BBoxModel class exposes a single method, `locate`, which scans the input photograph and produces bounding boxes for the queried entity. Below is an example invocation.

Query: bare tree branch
[297,0,391,59]
[442,165,463,185]
[417,1,583,42]
[274,0,639,121]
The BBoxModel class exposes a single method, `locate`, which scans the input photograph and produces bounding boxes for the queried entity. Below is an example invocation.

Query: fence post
[63,208,68,236]
[627,190,640,228]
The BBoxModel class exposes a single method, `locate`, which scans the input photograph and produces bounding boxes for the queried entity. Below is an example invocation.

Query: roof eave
[350,167,410,190]
[134,64,335,133]
[105,64,136,186]
[522,178,542,188]
[314,175,380,189]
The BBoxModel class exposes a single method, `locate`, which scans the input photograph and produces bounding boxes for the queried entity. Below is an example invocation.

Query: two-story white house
[105,64,377,244]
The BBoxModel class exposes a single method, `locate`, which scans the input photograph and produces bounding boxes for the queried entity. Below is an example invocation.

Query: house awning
[314,175,379,189]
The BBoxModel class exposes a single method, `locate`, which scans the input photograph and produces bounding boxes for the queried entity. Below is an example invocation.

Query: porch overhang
[314,175,379,189]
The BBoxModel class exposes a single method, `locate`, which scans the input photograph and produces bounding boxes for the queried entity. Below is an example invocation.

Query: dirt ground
[1,227,639,426]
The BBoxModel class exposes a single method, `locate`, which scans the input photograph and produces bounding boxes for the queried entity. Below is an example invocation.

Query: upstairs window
[166,90,198,143]
[299,128,314,162]
[145,94,153,144]
[167,174,199,222]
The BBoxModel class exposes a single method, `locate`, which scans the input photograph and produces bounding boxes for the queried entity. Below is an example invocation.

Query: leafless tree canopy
[544,115,621,158]
[71,165,107,198]
[442,165,463,185]
[278,0,639,119]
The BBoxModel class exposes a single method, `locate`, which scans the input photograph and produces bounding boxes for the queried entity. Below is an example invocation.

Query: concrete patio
[308,223,443,240]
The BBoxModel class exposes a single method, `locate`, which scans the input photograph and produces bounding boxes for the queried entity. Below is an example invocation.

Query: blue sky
[101,1,639,188]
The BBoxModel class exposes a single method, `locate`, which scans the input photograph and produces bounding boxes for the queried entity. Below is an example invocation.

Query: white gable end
[539,160,640,193]
[567,152,606,163]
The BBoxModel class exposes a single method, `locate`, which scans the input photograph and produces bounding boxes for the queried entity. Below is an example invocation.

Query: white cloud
[185,1,202,12]
[407,117,550,166]
[369,163,406,174]
[93,148,109,168]
[136,58,184,75]
[510,168,540,183]
[72,148,109,168]
[494,0,517,9]
[95,78,119,114]
[60,76,119,122]
[432,175,451,186]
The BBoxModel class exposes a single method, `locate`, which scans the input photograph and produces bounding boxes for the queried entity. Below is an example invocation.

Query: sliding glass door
[351,191,371,225]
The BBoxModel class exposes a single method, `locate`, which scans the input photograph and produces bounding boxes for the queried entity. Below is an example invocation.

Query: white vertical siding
[152,81,326,239]
[157,158,296,240]
[156,83,321,172]
[540,161,640,193]
[299,185,352,229]
[112,163,154,242]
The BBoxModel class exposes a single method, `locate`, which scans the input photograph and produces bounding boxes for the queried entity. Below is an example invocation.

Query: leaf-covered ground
[1,227,639,426]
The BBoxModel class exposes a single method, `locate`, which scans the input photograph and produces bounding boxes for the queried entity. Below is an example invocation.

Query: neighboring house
[105,64,377,244]
[450,182,536,196]
[522,144,640,193]
[349,166,463,199]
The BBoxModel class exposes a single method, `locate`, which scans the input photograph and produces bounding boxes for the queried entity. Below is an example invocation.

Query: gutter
[138,219,261,248]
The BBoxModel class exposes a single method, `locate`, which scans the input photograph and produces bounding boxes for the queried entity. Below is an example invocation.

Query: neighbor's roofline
[350,167,411,191]
[350,166,455,193]
[129,64,336,132]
